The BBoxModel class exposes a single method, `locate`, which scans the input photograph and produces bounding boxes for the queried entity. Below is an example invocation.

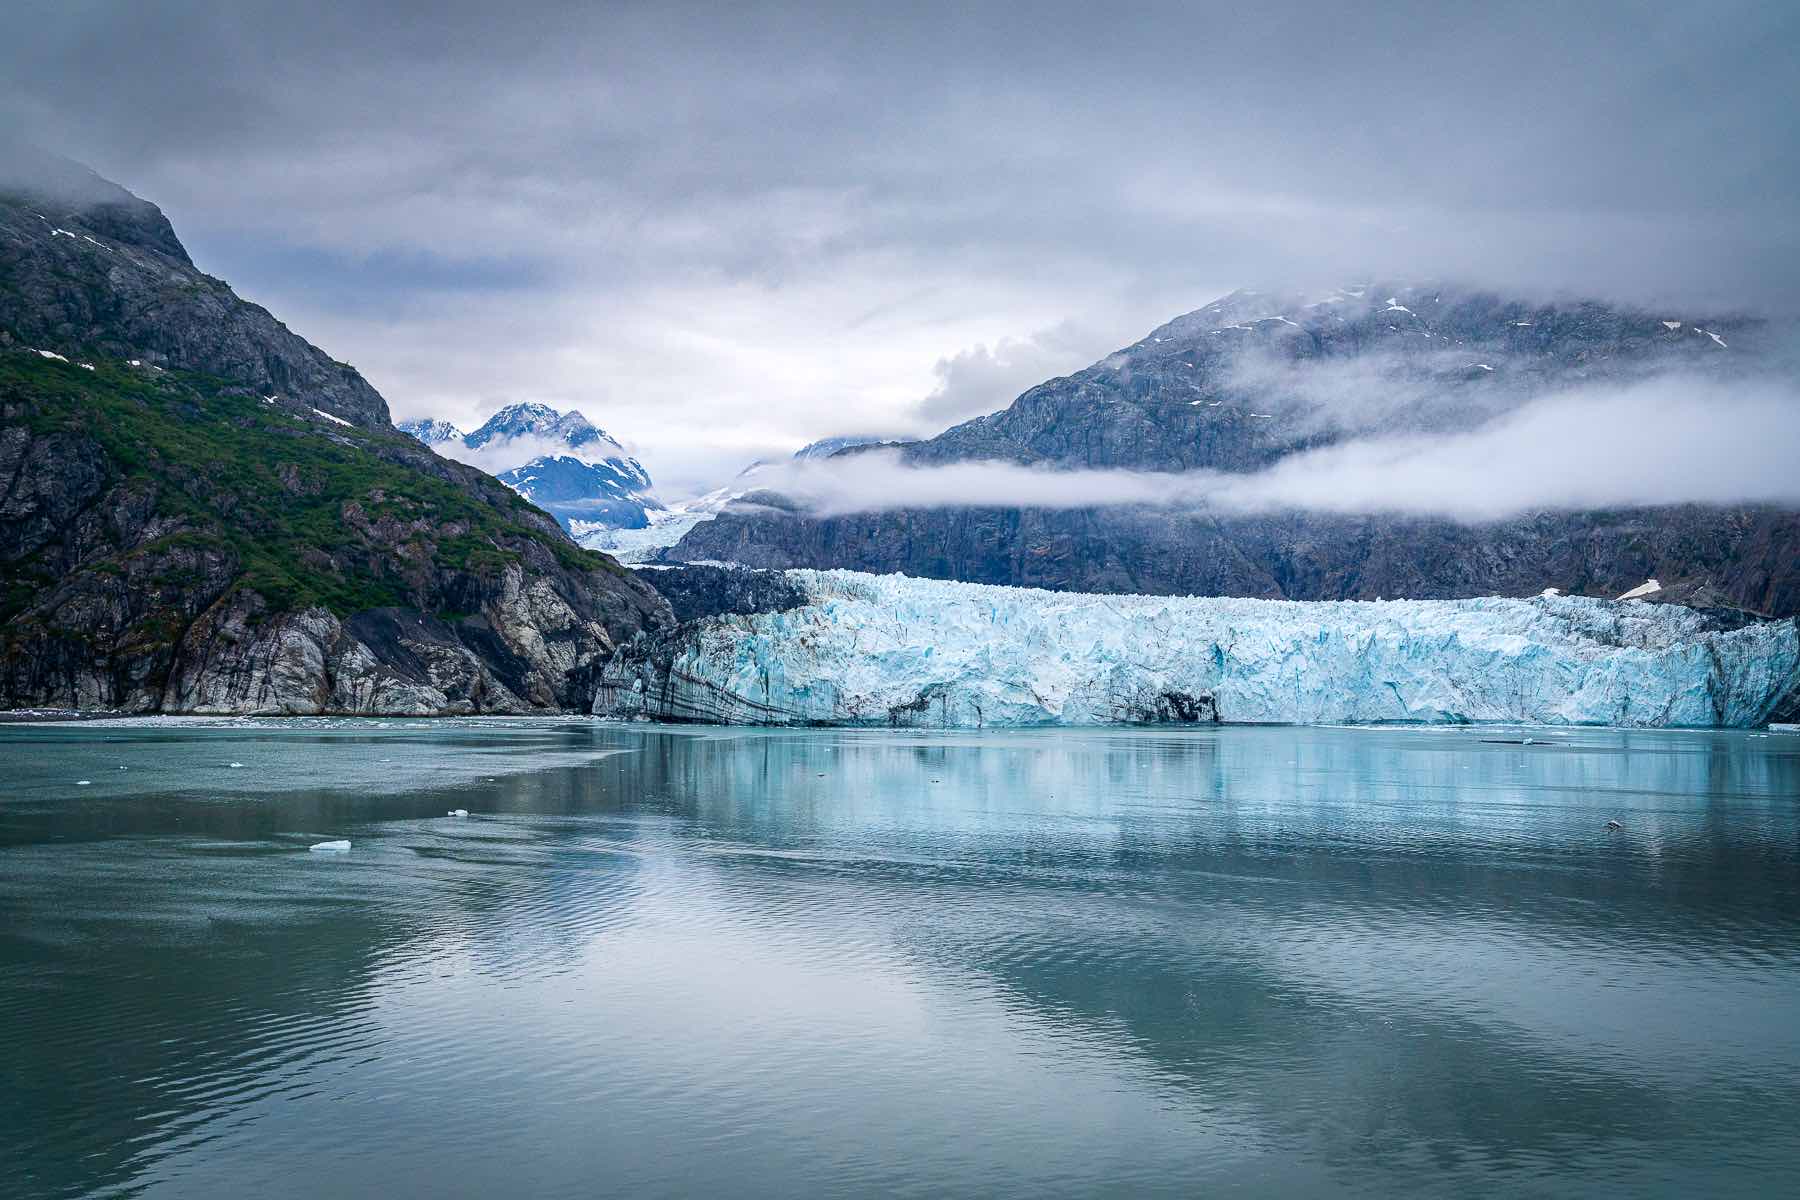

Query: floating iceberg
[309,840,352,852]
[595,570,1800,728]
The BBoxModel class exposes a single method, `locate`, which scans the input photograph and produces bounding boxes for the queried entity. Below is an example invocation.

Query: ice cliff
[595,570,1800,727]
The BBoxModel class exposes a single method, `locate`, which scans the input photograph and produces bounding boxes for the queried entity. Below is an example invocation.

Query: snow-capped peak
[463,402,623,456]
[397,418,464,445]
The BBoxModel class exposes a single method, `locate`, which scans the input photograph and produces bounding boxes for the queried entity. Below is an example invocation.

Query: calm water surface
[2,720,1798,1199]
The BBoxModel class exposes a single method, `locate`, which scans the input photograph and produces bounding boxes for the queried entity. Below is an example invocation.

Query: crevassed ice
[596,570,1800,728]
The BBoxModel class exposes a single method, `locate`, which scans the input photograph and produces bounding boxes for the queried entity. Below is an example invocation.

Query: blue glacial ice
[595,570,1800,728]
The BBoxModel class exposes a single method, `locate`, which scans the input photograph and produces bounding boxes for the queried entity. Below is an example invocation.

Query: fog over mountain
[3,1,1795,494]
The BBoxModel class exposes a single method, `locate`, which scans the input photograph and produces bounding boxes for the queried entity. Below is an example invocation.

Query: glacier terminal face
[595,571,1800,728]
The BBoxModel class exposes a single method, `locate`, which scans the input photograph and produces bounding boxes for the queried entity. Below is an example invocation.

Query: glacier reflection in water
[2,720,1799,1199]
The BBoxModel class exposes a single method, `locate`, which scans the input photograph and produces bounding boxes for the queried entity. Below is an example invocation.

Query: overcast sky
[4,1,1796,495]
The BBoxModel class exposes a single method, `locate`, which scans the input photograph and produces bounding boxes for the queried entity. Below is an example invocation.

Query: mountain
[464,402,614,453]
[1,151,669,714]
[0,140,389,429]
[668,284,1800,617]
[398,417,464,445]
[402,402,663,535]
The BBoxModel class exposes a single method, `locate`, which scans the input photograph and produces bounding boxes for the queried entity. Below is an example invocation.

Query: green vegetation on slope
[1,351,615,621]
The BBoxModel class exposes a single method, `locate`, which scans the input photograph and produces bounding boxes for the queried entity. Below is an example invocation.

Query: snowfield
[595,570,1800,728]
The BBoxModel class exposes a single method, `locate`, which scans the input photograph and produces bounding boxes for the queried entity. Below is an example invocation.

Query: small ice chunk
[76,780,92,786]
[447,809,470,818]
[310,840,352,852]
[229,762,244,768]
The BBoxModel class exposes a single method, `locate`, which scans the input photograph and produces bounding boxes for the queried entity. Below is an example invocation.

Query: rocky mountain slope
[1,153,668,714]
[0,141,390,429]
[403,402,663,534]
[669,286,1800,616]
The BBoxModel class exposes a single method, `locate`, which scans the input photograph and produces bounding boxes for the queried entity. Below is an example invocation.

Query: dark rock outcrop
[634,564,809,624]
[674,502,1800,618]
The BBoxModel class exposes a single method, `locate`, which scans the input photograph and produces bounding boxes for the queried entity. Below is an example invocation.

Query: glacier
[594,570,1800,728]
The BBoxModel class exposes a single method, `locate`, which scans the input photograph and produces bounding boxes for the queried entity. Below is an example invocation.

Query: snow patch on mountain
[595,570,1800,728]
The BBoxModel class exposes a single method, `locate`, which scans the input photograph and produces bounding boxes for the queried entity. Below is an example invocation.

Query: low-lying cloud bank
[750,375,1800,522]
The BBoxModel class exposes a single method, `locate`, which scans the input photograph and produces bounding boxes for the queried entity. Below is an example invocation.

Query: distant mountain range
[669,284,1800,617]
[400,403,663,534]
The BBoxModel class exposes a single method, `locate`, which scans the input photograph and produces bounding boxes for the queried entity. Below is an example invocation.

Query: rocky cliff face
[633,564,809,625]
[675,502,1800,618]
[0,153,670,714]
[669,286,1800,616]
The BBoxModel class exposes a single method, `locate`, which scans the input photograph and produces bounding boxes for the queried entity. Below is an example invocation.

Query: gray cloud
[912,321,1105,431]
[757,374,1800,521]
[3,1,1796,495]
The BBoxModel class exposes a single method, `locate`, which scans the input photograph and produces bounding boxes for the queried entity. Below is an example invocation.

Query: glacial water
[2,719,1798,1199]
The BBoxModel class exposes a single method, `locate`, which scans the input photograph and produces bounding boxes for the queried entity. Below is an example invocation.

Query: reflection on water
[2,722,1798,1199]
